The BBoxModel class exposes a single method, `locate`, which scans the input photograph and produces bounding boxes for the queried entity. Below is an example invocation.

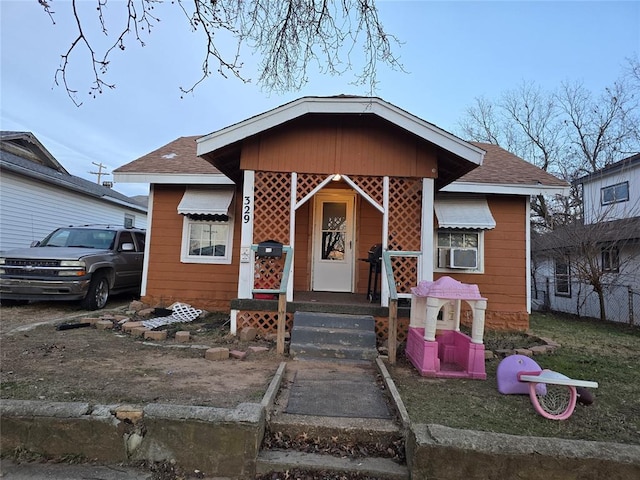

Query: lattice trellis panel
[237,310,293,335]
[349,175,384,207]
[386,177,422,292]
[296,173,328,204]
[375,316,409,343]
[390,256,419,295]
[254,171,291,244]
[387,177,422,251]
[254,257,285,290]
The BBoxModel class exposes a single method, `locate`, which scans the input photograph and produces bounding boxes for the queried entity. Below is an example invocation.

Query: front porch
[231,291,412,344]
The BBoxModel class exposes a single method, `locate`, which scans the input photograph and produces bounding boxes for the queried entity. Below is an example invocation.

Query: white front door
[312,192,356,292]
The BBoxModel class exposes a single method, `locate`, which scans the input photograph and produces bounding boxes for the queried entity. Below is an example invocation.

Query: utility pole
[89,161,110,184]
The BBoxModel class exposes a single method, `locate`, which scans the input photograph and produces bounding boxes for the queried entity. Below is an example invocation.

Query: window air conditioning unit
[450,248,477,269]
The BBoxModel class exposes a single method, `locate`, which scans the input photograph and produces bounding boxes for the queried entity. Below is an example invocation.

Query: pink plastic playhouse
[406,276,487,379]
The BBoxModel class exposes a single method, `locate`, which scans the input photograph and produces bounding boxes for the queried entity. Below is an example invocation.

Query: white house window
[124,214,135,228]
[436,231,482,272]
[601,246,620,273]
[554,259,571,297]
[181,217,233,264]
[178,187,235,264]
[433,197,494,274]
[601,181,629,205]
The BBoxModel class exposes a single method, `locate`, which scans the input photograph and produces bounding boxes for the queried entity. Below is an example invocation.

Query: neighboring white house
[532,153,640,325]
[0,131,148,252]
[581,154,640,224]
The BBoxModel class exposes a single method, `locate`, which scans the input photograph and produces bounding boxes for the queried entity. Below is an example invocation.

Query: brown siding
[141,184,241,312]
[356,197,383,294]
[240,115,437,178]
[293,201,311,291]
[437,195,529,330]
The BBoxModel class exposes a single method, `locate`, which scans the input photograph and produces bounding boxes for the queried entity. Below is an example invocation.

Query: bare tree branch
[458,73,640,232]
[38,0,404,104]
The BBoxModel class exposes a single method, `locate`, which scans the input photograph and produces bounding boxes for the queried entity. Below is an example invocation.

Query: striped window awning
[178,187,234,218]
[434,198,496,230]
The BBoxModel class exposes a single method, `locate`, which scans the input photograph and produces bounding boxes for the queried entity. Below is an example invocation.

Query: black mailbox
[257,240,283,258]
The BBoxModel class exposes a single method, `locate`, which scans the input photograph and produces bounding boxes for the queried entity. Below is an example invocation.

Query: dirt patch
[0,298,282,408]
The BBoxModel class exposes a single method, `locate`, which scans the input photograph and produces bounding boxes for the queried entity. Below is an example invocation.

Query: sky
[1,1,639,198]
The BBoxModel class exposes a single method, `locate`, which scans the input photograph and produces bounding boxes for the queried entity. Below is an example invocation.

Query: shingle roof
[461,143,569,187]
[1,131,68,173]
[114,136,220,175]
[114,138,568,189]
[1,149,147,211]
[532,217,640,251]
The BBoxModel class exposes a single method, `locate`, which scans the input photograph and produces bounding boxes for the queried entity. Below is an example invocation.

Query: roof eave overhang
[196,97,485,167]
[113,172,235,186]
[573,154,640,185]
[442,181,570,196]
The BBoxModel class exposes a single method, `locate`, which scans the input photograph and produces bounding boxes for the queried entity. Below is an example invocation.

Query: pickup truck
[0,225,145,310]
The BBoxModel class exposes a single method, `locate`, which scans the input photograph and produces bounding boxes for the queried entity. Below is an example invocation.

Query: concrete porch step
[291,325,377,347]
[289,342,378,360]
[256,450,409,480]
[293,311,376,330]
[290,311,378,360]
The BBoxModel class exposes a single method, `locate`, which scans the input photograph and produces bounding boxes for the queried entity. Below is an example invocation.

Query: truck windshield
[40,229,116,249]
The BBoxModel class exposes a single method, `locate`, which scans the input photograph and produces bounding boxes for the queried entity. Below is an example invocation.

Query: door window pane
[321,202,346,260]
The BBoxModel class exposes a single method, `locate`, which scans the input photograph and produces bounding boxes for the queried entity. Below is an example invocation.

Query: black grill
[5,259,61,267]
[367,244,382,267]
[3,259,62,277]
[363,244,382,302]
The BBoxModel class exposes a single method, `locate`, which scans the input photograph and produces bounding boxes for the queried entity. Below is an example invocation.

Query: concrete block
[407,424,640,480]
[0,401,126,463]
[115,405,144,424]
[248,346,269,354]
[138,403,264,478]
[230,350,247,360]
[137,308,155,318]
[539,336,561,348]
[122,321,145,333]
[144,330,167,341]
[529,345,553,355]
[130,326,149,338]
[514,348,533,357]
[82,317,99,326]
[484,350,496,360]
[239,327,258,342]
[129,300,145,311]
[175,331,190,343]
[205,347,229,361]
[96,320,114,330]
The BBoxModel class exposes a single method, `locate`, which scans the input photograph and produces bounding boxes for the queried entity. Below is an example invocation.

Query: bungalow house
[532,153,640,324]
[0,131,148,252]
[114,96,568,345]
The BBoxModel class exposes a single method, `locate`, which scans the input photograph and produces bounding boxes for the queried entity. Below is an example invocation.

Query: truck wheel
[81,272,109,310]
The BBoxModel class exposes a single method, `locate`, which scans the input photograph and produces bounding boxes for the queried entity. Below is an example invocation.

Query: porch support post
[237,170,255,299]
[287,172,296,302]
[277,292,287,354]
[389,297,398,364]
[381,176,390,307]
[421,178,435,283]
[525,198,532,314]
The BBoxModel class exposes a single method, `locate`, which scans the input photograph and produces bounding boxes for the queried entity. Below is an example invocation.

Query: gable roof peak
[196,95,485,168]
